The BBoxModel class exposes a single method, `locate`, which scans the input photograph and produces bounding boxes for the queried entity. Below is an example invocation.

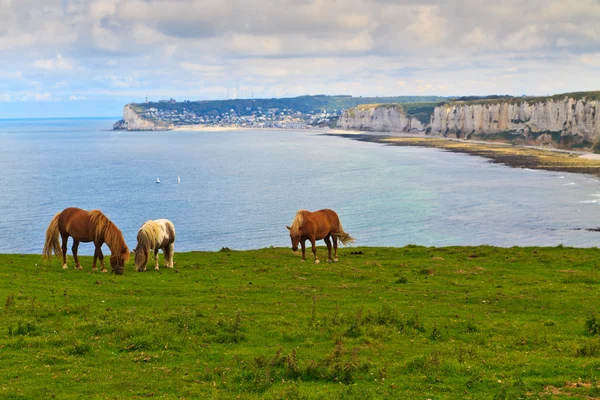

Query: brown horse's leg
[332,235,339,262]
[310,236,319,264]
[300,240,306,262]
[154,248,160,270]
[324,235,333,262]
[72,240,82,270]
[60,233,69,269]
[95,243,107,273]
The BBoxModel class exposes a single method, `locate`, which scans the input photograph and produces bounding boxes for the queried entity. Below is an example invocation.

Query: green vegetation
[442,90,600,107]
[4,246,600,398]
[135,95,447,116]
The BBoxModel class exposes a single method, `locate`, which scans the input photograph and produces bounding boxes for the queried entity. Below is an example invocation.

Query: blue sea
[1,117,600,254]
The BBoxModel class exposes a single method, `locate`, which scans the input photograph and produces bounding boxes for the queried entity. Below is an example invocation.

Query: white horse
[133,219,176,272]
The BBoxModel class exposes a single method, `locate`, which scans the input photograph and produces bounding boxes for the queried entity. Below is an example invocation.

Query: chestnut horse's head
[110,247,130,275]
[287,210,306,252]
[286,225,301,251]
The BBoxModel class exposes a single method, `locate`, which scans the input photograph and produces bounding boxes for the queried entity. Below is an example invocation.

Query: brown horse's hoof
[301,259,306,262]
[101,269,108,273]
[334,258,339,263]
[75,265,83,270]
[62,264,68,269]
[154,266,160,271]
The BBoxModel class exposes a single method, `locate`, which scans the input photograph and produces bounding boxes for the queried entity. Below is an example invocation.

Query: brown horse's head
[110,247,130,275]
[287,211,306,252]
[286,225,301,252]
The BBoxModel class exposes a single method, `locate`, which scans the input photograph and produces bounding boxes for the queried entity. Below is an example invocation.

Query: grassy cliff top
[443,90,600,107]
[3,246,600,398]
[355,103,405,111]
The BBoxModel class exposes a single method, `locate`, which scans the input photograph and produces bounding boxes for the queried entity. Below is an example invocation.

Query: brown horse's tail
[334,222,355,246]
[43,212,62,260]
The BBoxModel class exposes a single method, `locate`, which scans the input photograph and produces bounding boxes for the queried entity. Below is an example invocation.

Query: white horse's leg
[154,247,160,270]
[166,243,174,268]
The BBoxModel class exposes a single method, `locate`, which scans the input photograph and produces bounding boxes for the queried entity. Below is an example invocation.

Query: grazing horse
[43,207,130,274]
[286,209,354,263]
[134,219,176,272]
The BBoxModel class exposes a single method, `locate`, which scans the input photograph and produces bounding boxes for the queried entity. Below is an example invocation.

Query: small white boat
[178,176,181,184]
[156,177,160,184]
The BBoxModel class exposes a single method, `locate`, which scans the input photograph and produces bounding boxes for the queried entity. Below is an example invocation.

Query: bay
[1,118,600,254]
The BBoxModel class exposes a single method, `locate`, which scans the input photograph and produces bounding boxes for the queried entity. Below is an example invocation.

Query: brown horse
[286,209,354,263]
[43,207,130,274]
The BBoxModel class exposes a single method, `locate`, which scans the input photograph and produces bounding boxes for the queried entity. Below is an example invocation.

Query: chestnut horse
[133,219,176,272]
[286,209,354,263]
[43,207,130,274]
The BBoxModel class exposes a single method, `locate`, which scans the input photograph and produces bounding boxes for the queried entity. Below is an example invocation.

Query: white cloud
[0,0,599,107]
[406,6,448,44]
[69,95,87,101]
[33,54,73,70]
[580,53,600,66]
[180,62,225,73]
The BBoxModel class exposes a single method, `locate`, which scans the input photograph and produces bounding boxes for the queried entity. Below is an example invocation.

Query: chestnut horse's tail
[43,212,62,259]
[334,222,355,246]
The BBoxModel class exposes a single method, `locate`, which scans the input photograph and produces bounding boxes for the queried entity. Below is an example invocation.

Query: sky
[1,0,600,118]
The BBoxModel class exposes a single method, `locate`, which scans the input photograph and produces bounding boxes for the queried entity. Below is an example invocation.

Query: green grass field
[3,246,600,399]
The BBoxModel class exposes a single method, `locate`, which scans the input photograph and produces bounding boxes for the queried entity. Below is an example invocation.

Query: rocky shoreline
[326,133,600,178]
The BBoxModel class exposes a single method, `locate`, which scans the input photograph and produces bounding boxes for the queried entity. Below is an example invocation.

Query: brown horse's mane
[290,210,307,237]
[89,210,128,255]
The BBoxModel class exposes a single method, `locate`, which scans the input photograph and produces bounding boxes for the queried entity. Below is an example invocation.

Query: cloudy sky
[1,0,600,117]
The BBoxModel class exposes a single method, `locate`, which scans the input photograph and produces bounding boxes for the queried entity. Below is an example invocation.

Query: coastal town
[132,99,341,129]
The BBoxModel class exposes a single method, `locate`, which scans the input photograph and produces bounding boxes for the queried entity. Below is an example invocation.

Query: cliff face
[113,105,162,131]
[338,93,600,150]
[429,97,600,147]
[338,105,424,133]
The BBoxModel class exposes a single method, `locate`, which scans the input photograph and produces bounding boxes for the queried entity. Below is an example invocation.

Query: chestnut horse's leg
[300,240,306,262]
[60,233,69,269]
[94,242,107,273]
[324,235,333,262]
[332,235,339,262]
[72,240,82,270]
[154,247,160,270]
[310,236,319,264]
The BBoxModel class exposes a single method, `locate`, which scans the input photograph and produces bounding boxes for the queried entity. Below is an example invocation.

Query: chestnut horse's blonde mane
[88,210,128,255]
[290,210,307,237]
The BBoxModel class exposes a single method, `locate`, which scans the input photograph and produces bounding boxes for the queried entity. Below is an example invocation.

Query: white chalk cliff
[339,93,600,149]
[338,105,425,133]
[429,96,600,145]
[113,105,161,131]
